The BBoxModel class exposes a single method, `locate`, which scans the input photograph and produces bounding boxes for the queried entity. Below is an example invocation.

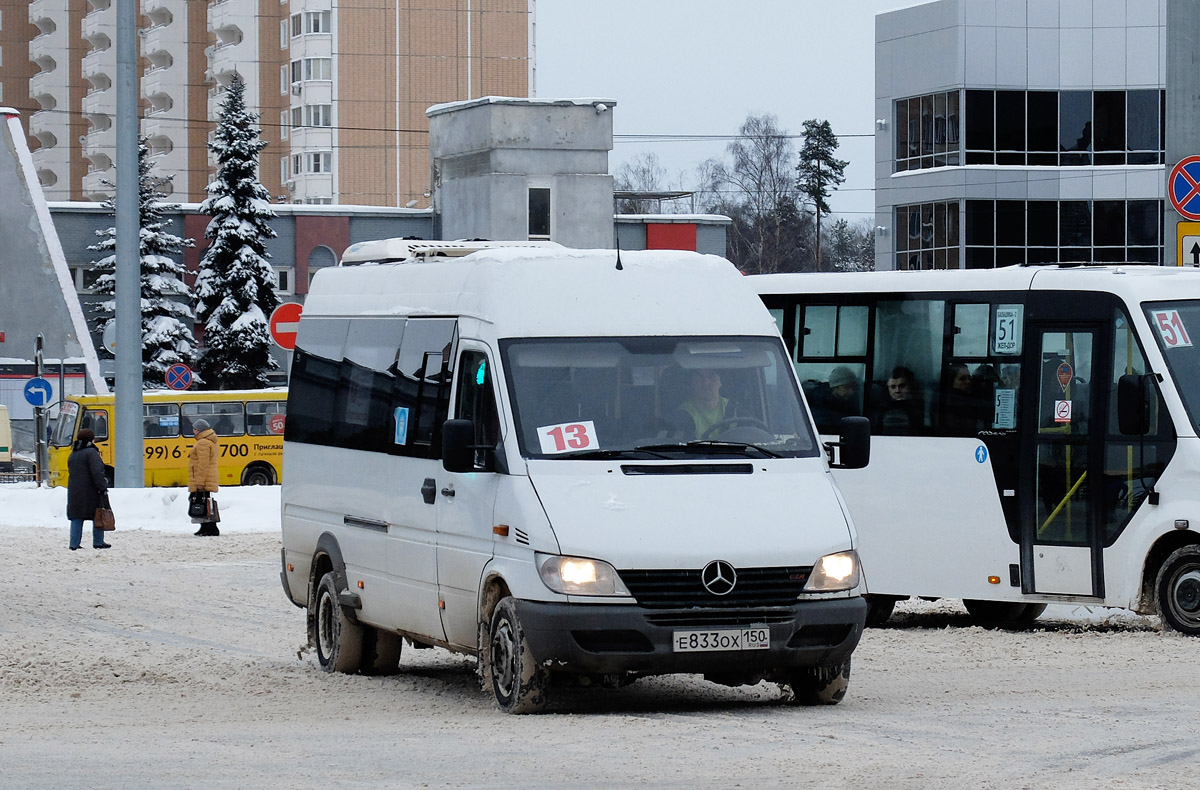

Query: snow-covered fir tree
[195,73,281,389]
[89,138,197,388]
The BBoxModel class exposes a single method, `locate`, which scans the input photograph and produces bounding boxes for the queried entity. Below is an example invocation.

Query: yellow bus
[48,388,287,488]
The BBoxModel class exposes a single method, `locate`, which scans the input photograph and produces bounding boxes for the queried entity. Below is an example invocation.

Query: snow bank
[0,483,280,534]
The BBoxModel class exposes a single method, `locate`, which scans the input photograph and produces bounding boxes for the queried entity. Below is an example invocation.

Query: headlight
[803,550,860,592]
[536,553,631,596]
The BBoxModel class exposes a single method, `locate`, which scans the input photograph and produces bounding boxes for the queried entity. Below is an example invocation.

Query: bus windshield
[1145,300,1200,432]
[51,401,80,447]
[501,336,818,460]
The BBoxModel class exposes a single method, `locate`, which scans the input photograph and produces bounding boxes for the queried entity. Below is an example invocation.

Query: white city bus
[752,264,1200,634]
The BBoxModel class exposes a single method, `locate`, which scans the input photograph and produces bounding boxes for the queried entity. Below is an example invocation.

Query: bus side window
[143,404,180,438]
[83,410,109,441]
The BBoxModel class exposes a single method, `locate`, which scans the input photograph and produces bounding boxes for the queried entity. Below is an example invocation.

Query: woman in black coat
[66,428,110,550]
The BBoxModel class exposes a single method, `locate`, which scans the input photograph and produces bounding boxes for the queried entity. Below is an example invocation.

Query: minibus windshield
[1145,300,1200,432]
[501,336,819,460]
[51,401,80,447]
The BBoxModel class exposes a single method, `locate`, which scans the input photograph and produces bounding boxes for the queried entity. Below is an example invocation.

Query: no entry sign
[165,363,193,391]
[269,302,303,350]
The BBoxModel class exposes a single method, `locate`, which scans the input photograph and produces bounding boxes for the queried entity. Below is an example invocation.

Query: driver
[673,369,731,439]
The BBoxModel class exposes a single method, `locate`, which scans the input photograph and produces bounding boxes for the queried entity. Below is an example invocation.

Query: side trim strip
[344,515,389,532]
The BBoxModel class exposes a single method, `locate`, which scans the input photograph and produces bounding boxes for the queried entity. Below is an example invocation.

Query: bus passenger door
[1020,326,1105,598]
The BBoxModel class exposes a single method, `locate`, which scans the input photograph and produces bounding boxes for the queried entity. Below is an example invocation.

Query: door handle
[421,478,437,505]
[441,484,455,497]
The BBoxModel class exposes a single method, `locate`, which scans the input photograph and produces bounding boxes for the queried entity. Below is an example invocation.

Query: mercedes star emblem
[701,560,737,596]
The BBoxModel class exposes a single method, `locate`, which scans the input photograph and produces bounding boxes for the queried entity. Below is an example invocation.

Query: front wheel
[864,594,900,627]
[1155,546,1200,635]
[787,659,851,705]
[488,597,549,714]
[963,599,1047,627]
[313,572,363,673]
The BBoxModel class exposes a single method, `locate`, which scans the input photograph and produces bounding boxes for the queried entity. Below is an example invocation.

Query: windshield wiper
[634,441,782,459]
[555,448,672,460]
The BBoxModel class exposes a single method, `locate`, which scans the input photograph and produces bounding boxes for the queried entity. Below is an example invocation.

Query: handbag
[95,493,116,531]
[187,491,209,519]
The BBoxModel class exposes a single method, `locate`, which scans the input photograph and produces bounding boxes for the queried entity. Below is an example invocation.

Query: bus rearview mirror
[826,416,870,470]
[1116,374,1150,436]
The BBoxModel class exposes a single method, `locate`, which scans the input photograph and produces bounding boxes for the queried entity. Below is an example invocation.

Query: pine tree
[796,119,849,271]
[195,73,281,389]
[89,138,197,388]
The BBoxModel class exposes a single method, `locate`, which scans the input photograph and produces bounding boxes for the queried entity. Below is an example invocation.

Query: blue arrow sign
[24,377,53,408]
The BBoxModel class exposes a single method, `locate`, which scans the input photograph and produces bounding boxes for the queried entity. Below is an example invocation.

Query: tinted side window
[285,318,349,446]
[391,318,458,458]
[247,401,287,436]
[332,319,406,452]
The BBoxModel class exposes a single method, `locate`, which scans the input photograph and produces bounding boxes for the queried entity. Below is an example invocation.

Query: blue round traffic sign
[1169,156,1200,221]
[23,377,52,407]
[165,363,193,391]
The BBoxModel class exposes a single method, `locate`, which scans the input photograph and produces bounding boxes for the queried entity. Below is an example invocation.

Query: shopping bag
[187,491,209,519]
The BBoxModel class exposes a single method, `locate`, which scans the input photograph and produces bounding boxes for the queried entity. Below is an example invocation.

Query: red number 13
[547,423,590,451]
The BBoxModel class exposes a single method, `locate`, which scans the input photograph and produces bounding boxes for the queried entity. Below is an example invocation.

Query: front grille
[644,610,795,627]
[619,566,811,609]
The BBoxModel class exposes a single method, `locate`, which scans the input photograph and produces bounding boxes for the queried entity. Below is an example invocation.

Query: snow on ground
[0,483,1195,789]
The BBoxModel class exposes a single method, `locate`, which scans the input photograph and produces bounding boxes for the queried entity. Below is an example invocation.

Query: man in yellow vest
[678,369,729,439]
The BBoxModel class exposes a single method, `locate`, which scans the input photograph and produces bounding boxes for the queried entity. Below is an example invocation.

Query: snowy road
[0,521,1195,789]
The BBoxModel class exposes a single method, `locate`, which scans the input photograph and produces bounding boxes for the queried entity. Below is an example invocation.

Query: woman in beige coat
[188,419,221,536]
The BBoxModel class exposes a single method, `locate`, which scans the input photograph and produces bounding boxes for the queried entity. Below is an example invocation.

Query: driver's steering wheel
[701,416,771,440]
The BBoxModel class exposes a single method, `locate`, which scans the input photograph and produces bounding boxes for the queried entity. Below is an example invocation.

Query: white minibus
[280,243,870,712]
[753,264,1200,634]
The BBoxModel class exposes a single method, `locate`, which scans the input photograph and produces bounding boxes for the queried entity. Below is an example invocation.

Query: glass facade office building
[876,0,1168,270]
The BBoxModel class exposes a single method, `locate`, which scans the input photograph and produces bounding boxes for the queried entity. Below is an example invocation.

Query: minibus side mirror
[442,419,476,473]
[825,416,870,470]
[1117,374,1151,436]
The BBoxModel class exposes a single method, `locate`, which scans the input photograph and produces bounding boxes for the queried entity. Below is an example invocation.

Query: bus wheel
[488,597,548,714]
[104,467,115,488]
[360,627,403,675]
[787,659,851,705]
[963,599,1047,627]
[241,463,276,486]
[1155,546,1200,635]
[864,594,899,627]
[314,572,363,673]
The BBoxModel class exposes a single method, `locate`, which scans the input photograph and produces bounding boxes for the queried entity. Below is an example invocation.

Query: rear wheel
[1155,546,1200,635]
[313,572,362,673]
[488,597,548,714]
[360,627,403,675]
[963,599,1047,627]
[788,659,851,705]
[241,463,276,486]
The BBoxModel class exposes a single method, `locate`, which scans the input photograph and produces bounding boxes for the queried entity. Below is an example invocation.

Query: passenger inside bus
[939,362,983,436]
[871,366,925,435]
[809,366,862,431]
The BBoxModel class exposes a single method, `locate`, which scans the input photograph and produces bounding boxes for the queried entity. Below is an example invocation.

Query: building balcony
[142,0,173,27]
[82,88,113,118]
[81,11,113,45]
[209,1,253,42]
[140,24,179,62]
[29,0,56,27]
[82,48,114,82]
[83,169,113,201]
[28,71,65,107]
[28,110,66,148]
[82,126,116,166]
[142,67,183,103]
[142,112,181,145]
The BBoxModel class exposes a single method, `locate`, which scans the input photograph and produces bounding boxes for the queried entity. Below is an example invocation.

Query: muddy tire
[313,572,363,673]
[360,627,403,675]
[864,594,899,627]
[488,597,548,714]
[788,659,851,706]
[963,599,1047,627]
[1155,546,1200,635]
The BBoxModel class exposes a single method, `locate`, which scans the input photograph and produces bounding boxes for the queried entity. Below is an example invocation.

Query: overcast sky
[533,0,917,220]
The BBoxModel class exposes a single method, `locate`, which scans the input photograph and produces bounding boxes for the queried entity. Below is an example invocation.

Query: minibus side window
[333,318,406,453]
[144,404,180,438]
[246,401,287,436]
[83,409,109,441]
[455,350,500,469]
[286,318,349,446]
[390,318,458,458]
[868,300,943,435]
[792,303,870,434]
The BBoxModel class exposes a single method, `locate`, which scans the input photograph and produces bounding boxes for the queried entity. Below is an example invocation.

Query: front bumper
[514,596,866,676]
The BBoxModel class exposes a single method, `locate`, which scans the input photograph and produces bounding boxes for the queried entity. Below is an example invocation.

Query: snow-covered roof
[305,247,777,339]
[426,96,617,117]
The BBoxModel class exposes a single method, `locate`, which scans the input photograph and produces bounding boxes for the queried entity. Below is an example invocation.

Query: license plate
[672,627,770,652]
